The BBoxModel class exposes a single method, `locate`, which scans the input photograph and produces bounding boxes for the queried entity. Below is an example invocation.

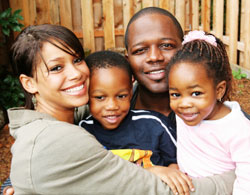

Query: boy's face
[89,67,132,130]
[126,13,182,94]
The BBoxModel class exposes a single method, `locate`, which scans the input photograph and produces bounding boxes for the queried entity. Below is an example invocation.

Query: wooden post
[123,0,134,33]
[49,0,60,25]
[36,0,50,24]
[243,0,250,69]
[71,0,82,32]
[214,0,223,39]
[201,0,210,32]
[192,0,199,30]
[21,0,36,26]
[159,0,170,10]
[81,0,95,52]
[228,0,238,64]
[142,0,153,8]
[175,0,185,31]
[59,0,73,29]
[103,0,115,49]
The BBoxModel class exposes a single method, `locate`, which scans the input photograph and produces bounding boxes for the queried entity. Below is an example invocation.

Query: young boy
[79,50,177,168]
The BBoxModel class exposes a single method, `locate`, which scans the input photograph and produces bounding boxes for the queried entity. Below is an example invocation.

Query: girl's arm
[147,165,194,195]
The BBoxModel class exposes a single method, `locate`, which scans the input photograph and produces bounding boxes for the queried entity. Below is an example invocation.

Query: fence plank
[239,0,245,66]
[59,0,73,29]
[36,0,50,24]
[21,0,36,26]
[192,0,199,30]
[142,0,154,8]
[134,0,142,14]
[123,0,134,32]
[214,0,223,39]
[243,0,250,69]
[201,0,210,32]
[175,0,185,31]
[49,0,60,25]
[228,0,238,64]
[103,0,115,49]
[72,0,82,31]
[159,0,170,10]
[81,0,95,52]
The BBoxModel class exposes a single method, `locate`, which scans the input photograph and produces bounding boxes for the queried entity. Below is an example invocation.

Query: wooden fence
[8,0,250,70]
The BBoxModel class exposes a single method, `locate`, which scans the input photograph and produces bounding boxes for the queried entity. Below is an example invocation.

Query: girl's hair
[10,24,85,109]
[85,50,133,82]
[166,32,232,102]
[124,7,183,49]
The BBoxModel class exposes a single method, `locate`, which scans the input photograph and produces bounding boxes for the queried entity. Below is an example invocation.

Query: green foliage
[0,74,25,109]
[232,68,247,80]
[0,8,24,36]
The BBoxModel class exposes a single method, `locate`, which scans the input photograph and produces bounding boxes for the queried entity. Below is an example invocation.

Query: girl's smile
[169,62,225,126]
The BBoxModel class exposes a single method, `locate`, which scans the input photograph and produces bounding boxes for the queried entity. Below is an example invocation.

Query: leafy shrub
[0,8,24,37]
[232,69,247,80]
[0,74,25,109]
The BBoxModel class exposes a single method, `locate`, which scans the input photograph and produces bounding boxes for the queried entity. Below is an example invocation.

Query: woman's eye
[192,91,202,96]
[50,65,62,72]
[73,57,83,64]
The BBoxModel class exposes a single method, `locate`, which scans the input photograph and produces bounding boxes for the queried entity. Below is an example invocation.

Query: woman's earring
[32,95,37,109]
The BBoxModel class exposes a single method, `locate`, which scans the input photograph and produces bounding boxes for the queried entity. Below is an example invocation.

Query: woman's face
[33,41,89,111]
[126,14,182,93]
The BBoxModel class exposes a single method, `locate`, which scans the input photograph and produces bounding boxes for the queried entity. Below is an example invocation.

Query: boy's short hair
[85,50,133,81]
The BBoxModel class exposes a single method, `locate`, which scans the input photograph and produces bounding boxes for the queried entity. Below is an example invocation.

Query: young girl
[167,30,250,194]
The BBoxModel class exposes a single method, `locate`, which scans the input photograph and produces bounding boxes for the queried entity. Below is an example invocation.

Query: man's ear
[19,74,38,94]
[216,80,226,101]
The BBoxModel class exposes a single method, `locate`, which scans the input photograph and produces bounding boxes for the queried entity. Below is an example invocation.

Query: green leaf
[241,73,247,78]
[2,28,10,36]
[235,75,241,80]
[12,25,22,32]
[1,8,12,18]
[13,9,22,16]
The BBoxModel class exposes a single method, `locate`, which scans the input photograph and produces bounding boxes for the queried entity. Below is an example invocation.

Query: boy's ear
[19,74,38,94]
[132,75,135,83]
[129,83,133,100]
[125,52,128,60]
[216,80,226,101]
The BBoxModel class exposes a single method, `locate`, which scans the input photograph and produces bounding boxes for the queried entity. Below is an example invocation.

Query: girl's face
[89,67,132,130]
[32,41,89,112]
[168,62,222,126]
[126,13,182,93]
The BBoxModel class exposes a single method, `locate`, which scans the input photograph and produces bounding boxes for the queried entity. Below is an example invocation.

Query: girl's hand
[147,165,195,195]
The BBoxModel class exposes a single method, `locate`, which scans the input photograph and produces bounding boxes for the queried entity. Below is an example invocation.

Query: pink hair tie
[182,30,217,47]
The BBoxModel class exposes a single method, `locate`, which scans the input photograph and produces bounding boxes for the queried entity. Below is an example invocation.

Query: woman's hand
[147,165,195,195]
